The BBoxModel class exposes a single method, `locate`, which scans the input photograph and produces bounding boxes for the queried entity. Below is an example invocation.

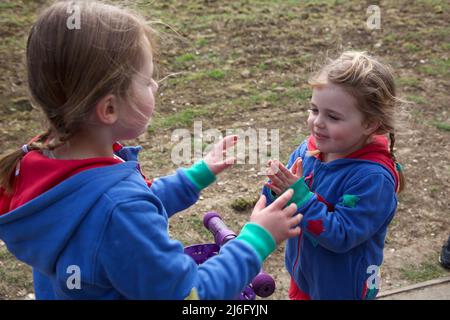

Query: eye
[328,114,340,121]
[309,108,318,114]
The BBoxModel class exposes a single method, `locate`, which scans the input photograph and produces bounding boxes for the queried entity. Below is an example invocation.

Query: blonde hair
[0,0,157,193]
[308,51,405,193]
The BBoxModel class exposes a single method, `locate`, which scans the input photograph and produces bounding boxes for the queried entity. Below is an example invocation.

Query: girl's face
[307,82,375,161]
[117,51,158,139]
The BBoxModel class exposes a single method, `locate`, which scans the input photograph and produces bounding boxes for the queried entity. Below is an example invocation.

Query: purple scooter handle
[203,211,237,246]
[203,211,276,298]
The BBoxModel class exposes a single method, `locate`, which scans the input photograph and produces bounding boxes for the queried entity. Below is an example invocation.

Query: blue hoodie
[262,136,398,300]
[0,146,275,300]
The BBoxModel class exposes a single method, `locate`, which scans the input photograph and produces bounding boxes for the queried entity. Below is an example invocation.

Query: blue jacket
[262,136,398,299]
[0,146,272,300]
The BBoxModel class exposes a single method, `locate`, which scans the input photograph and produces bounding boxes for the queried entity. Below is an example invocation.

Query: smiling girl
[262,51,405,300]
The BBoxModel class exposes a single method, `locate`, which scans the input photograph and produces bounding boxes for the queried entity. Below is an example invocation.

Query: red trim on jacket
[0,151,122,215]
[307,135,399,190]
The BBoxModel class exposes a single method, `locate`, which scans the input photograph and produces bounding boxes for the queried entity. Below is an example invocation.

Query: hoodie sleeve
[150,160,216,218]
[97,198,270,300]
[114,145,215,217]
[289,172,397,253]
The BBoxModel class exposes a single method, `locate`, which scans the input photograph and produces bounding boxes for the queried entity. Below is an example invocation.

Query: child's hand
[250,190,302,245]
[265,158,303,195]
[203,135,238,175]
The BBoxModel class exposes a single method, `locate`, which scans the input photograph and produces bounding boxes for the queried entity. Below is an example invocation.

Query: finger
[271,189,293,209]
[214,157,236,167]
[278,161,293,178]
[295,158,303,177]
[213,157,237,173]
[221,135,238,150]
[254,194,267,211]
[288,226,301,237]
[265,164,277,175]
[291,159,298,174]
[265,183,282,195]
[283,202,298,216]
[289,213,303,227]
[224,156,236,165]
[268,160,280,175]
[273,160,288,177]
[267,174,284,188]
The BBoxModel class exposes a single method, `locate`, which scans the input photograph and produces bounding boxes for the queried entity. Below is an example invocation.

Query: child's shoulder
[103,170,154,202]
[345,160,396,188]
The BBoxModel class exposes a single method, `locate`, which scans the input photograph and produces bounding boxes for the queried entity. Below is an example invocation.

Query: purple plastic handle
[251,271,276,297]
[184,244,220,265]
[238,286,256,300]
[203,211,237,246]
[196,211,276,299]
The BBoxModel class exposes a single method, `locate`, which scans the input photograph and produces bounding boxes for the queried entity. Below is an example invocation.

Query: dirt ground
[0,0,449,299]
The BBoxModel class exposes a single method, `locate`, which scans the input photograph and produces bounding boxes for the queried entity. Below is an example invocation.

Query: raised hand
[265,158,303,195]
[203,135,238,175]
[250,190,302,245]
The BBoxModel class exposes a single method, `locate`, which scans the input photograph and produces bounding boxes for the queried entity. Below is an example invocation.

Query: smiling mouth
[314,132,328,140]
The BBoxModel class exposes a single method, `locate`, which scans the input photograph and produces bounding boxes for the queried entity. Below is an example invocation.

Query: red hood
[0,151,122,215]
[307,135,399,190]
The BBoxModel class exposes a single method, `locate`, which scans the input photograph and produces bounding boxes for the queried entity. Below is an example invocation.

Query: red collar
[307,135,399,190]
[0,151,122,215]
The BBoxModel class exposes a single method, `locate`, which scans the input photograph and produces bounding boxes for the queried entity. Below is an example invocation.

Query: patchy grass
[230,197,258,212]
[418,59,450,77]
[434,122,450,132]
[406,95,427,105]
[206,69,226,80]
[149,106,212,131]
[400,255,449,283]
[0,244,33,299]
[175,53,196,65]
[396,77,420,88]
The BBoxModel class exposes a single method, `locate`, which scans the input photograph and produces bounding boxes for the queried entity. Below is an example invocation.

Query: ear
[94,94,119,125]
[363,118,381,136]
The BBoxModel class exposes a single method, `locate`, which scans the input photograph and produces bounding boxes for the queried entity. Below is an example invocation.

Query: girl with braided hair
[262,51,405,299]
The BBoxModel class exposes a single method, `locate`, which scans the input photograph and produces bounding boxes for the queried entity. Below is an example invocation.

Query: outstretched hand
[250,190,302,245]
[203,135,238,175]
[265,158,303,195]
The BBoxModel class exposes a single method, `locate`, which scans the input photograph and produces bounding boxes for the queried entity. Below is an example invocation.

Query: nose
[313,114,325,129]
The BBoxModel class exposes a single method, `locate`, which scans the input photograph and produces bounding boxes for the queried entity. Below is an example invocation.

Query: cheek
[145,87,155,104]
[328,122,361,140]
[136,89,154,113]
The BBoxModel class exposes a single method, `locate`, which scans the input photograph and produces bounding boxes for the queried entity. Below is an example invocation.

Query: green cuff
[236,222,276,262]
[287,177,314,207]
[183,160,216,191]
